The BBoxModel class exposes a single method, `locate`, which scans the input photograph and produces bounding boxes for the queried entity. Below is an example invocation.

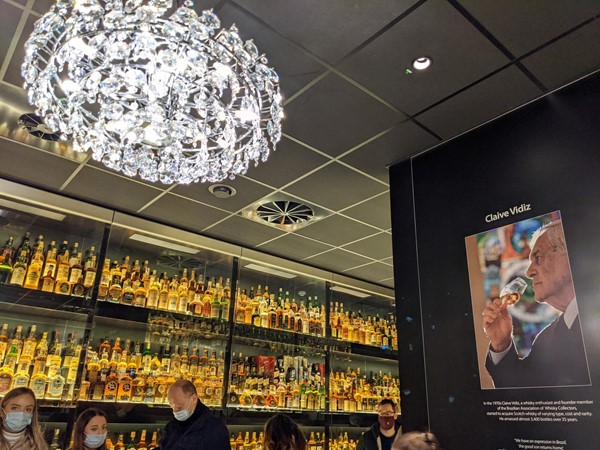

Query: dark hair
[263,414,307,450]
[72,408,108,450]
[379,398,397,410]
[0,387,47,450]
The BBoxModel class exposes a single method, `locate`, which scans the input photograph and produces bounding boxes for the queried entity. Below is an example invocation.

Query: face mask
[84,432,107,449]
[173,398,194,421]
[3,411,32,433]
[378,415,395,431]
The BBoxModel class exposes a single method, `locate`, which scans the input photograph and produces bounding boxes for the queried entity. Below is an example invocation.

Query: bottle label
[41,278,55,292]
[47,377,65,398]
[147,291,159,308]
[84,270,96,287]
[30,377,47,397]
[13,375,29,389]
[0,374,13,394]
[56,264,70,282]
[10,266,26,285]
[133,292,146,307]
[56,281,71,295]
[68,267,82,284]
[24,269,41,288]
[121,291,134,306]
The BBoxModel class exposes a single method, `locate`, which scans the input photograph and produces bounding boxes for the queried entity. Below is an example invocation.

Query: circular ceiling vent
[256,200,315,226]
[18,113,61,141]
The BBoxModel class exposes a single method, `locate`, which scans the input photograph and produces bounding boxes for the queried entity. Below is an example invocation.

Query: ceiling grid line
[447,0,547,92]
[0,0,34,81]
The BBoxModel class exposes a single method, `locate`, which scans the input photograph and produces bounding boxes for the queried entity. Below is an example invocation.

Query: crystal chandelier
[22,0,283,184]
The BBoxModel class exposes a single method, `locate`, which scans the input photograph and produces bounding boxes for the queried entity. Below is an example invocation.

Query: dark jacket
[357,421,401,450]
[485,314,589,388]
[159,401,231,450]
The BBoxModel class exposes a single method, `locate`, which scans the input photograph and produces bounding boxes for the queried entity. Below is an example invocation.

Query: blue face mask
[173,398,194,421]
[84,432,107,449]
[3,411,32,433]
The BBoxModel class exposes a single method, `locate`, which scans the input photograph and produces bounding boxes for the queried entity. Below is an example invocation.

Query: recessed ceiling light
[129,233,198,254]
[0,198,66,221]
[412,56,432,70]
[330,285,371,298]
[208,184,236,199]
[244,263,297,279]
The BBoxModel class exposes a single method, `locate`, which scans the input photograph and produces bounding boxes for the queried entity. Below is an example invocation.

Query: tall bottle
[0,236,15,283]
[9,249,28,286]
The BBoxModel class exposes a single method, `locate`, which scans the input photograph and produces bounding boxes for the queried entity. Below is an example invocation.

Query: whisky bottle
[120,277,134,306]
[68,252,83,286]
[83,255,97,289]
[19,325,37,367]
[9,249,28,286]
[177,284,189,314]
[189,347,199,376]
[55,247,71,283]
[68,243,80,267]
[146,274,160,309]
[15,232,32,263]
[136,430,147,450]
[117,368,133,402]
[157,279,169,311]
[0,324,8,363]
[0,236,15,282]
[167,276,179,312]
[114,434,125,450]
[133,277,147,307]
[45,346,65,400]
[147,431,158,450]
[108,260,123,303]
[131,369,145,402]
[97,259,111,301]
[23,245,44,289]
[104,368,119,401]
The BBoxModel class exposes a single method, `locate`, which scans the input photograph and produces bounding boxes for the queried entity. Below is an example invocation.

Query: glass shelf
[95,302,230,339]
[233,324,328,353]
[0,284,93,317]
[225,407,324,425]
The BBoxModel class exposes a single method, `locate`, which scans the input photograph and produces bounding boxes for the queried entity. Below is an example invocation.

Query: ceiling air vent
[256,200,315,227]
[240,196,323,232]
[18,113,61,141]
[156,254,204,270]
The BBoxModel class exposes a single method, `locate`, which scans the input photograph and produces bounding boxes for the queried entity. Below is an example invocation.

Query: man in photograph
[482,220,590,388]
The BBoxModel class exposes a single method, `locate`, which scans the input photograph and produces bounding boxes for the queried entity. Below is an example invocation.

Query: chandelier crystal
[22,0,283,184]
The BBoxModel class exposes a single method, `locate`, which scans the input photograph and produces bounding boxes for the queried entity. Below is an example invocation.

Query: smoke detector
[18,113,61,141]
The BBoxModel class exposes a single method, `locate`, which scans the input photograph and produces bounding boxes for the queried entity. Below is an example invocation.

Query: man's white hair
[529,219,567,254]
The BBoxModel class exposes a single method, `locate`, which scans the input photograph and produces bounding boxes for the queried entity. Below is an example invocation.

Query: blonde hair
[0,388,48,450]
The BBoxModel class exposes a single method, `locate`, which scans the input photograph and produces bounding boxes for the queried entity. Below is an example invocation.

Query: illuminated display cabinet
[0,178,398,450]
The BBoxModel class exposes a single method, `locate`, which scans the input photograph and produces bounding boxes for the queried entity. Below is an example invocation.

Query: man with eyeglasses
[357,399,401,450]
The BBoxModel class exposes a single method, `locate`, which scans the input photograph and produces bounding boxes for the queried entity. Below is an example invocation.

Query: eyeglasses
[378,411,395,417]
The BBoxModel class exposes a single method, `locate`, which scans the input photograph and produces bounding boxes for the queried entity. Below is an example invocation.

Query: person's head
[392,431,440,450]
[72,408,108,450]
[167,379,198,422]
[525,220,574,311]
[377,399,399,432]
[1,387,37,433]
[263,414,307,450]
[0,388,46,450]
